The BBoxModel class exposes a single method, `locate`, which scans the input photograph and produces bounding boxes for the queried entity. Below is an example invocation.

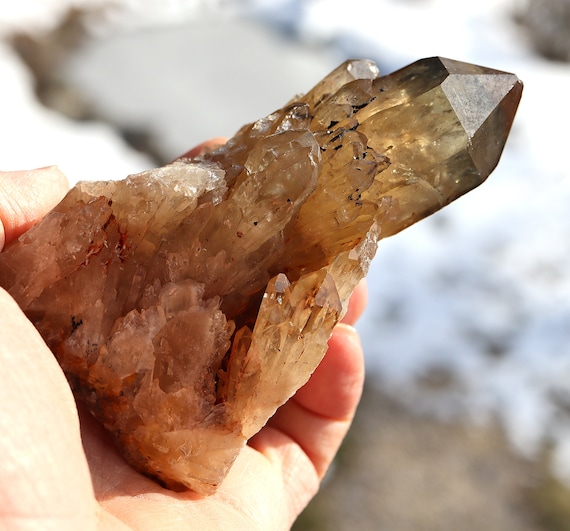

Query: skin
[0,155,366,530]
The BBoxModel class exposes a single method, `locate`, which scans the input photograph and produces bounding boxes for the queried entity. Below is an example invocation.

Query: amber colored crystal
[0,57,522,494]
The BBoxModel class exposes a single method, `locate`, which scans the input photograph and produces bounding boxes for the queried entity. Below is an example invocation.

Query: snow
[2,0,570,481]
[0,41,151,182]
[58,12,337,160]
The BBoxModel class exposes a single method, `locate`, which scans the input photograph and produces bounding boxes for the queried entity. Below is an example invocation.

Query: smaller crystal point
[0,57,521,494]
[301,58,380,109]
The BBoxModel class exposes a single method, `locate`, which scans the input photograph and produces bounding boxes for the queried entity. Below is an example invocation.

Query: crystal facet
[0,57,522,494]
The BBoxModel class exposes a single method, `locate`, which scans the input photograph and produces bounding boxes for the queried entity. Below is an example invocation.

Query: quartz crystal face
[0,57,522,495]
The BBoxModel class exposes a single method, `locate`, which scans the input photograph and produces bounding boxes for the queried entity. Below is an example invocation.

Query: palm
[81,407,296,529]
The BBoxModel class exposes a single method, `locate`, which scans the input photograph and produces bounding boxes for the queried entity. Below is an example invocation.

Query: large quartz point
[0,57,521,494]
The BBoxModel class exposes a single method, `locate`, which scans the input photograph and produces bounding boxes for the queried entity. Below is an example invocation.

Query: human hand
[0,162,366,530]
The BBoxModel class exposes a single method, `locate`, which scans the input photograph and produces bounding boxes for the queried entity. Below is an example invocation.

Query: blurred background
[1,0,570,528]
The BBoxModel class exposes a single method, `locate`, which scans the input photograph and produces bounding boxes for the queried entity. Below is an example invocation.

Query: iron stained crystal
[0,57,522,494]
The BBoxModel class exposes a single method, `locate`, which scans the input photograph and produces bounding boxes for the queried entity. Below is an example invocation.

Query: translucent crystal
[0,57,522,494]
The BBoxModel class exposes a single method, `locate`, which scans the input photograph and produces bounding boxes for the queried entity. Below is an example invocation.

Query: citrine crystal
[0,57,522,494]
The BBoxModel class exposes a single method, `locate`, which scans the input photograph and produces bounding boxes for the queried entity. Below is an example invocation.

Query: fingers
[253,323,365,479]
[0,166,69,250]
[0,289,97,530]
[292,324,365,422]
[247,323,365,523]
[247,282,367,521]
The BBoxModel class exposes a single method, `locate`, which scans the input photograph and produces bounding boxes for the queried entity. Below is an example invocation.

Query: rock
[0,57,522,494]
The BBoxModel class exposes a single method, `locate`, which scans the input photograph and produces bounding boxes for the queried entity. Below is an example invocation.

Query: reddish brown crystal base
[0,57,522,494]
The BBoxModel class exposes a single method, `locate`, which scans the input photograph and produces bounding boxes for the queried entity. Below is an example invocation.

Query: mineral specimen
[0,57,522,495]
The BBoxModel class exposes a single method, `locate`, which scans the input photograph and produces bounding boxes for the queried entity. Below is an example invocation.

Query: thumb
[0,166,69,251]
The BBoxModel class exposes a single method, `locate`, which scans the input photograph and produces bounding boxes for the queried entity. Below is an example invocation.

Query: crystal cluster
[0,57,522,494]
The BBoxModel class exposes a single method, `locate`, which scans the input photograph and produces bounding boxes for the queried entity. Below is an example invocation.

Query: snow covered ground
[2,0,570,481]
